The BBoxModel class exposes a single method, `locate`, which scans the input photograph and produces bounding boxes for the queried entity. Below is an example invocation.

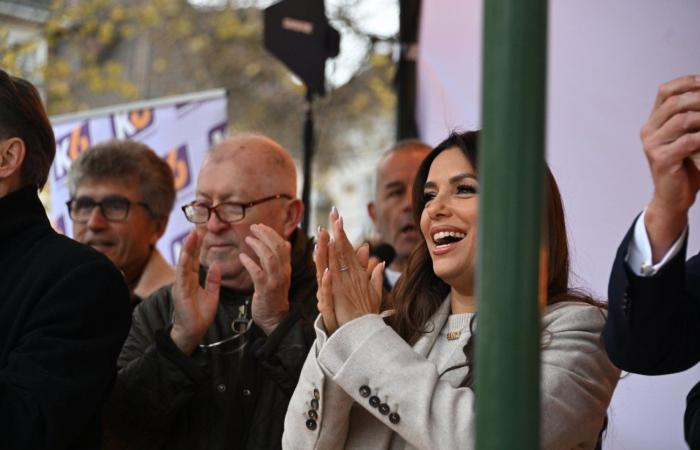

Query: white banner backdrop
[49,90,228,266]
[417,1,700,448]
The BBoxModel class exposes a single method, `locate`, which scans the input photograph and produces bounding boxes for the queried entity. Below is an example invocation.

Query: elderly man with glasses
[107,133,318,450]
[67,139,176,307]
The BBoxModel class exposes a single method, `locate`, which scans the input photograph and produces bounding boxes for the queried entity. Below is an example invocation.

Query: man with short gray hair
[67,139,176,305]
[367,139,430,288]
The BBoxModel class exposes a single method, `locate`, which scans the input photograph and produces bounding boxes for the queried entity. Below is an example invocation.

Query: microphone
[370,243,396,267]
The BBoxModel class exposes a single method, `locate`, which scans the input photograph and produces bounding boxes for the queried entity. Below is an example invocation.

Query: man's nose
[206,210,229,233]
[86,206,109,229]
[401,190,413,212]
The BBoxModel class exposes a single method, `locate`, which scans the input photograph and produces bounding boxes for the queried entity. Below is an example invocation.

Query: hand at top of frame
[171,229,222,355]
[239,223,292,336]
[314,208,384,335]
[642,75,700,262]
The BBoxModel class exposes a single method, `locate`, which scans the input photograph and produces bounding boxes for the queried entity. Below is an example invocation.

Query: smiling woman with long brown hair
[282,131,620,450]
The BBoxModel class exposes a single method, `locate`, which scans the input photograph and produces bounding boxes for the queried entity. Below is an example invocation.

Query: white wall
[417,1,700,448]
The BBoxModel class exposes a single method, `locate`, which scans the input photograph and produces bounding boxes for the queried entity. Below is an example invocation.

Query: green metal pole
[475,1,547,449]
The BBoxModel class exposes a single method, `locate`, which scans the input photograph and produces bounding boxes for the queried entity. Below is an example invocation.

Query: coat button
[310,398,319,410]
[308,409,318,420]
[379,403,390,415]
[389,412,400,424]
[314,388,320,400]
[217,384,226,393]
[369,396,380,407]
[359,385,371,398]
[306,419,317,430]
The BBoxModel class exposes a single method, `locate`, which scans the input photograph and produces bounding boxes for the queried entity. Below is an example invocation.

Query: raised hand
[315,219,379,334]
[170,229,222,355]
[326,208,384,329]
[315,225,338,334]
[642,75,700,261]
[239,223,291,335]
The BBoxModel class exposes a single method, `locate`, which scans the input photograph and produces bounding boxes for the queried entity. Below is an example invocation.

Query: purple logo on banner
[111,108,155,139]
[208,122,228,148]
[53,122,91,182]
[170,230,190,265]
[164,144,192,192]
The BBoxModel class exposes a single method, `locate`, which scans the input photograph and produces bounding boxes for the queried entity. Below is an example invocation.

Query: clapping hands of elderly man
[170,224,294,355]
[315,208,385,335]
[239,223,293,335]
[171,229,222,355]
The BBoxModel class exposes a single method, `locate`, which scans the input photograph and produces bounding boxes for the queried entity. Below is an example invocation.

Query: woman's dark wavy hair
[390,130,599,348]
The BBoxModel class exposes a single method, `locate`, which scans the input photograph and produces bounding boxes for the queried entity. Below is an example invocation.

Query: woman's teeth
[432,231,466,245]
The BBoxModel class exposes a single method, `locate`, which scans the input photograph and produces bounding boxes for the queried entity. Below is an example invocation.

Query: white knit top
[428,313,474,373]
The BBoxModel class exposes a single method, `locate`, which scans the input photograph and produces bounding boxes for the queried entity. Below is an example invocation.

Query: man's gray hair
[383,139,432,158]
[68,139,175,219]
[371,139,432,199]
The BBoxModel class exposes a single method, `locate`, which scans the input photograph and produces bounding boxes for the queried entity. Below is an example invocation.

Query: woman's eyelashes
[456,184,478,195]
[422,184,478,205]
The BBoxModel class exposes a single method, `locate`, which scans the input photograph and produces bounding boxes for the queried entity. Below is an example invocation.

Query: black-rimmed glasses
[66,196,151,223]
[182,194,292,224]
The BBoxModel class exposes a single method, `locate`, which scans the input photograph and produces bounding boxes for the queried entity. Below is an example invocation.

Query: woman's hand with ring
[315,225,339,335]
[327,207,384,329]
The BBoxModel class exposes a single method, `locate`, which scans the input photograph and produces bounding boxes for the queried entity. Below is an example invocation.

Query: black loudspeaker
[264,0,340,96]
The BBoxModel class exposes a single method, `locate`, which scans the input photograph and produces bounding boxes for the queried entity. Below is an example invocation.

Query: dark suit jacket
[0,186,132,450]
[604,218,700,448]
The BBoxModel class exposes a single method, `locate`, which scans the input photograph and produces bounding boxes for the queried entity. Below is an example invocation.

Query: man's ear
[0,137,26,180]
[150,216,169,242]
[282,198,304,237]
[367,201,378,224]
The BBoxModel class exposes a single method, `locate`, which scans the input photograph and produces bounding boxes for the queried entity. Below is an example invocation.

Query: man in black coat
[603,74,700,448]
[107,133,318,450]
[0,71,132,449]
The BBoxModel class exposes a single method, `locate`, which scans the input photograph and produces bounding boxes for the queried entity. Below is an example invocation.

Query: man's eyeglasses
[66,196,151,223]
[182,194,292,224]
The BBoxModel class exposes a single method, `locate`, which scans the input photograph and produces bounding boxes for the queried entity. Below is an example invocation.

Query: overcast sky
[187,0,399,86]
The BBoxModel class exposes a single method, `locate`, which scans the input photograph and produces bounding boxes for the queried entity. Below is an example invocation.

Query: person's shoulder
[133,283,176,325]
[140,283,175,307]
[290,228,315,269]
[36,230,111,267]
[543,300,607,333]
[23,232,132,321]
[687,251,700,273]
[28,232,122,287]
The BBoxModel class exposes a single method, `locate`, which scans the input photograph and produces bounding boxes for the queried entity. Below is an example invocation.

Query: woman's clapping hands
[314,208,384,335]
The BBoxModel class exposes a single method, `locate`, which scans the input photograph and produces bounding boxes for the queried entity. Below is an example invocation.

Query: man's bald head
[195,133,304,290]
[373,139,431,196]
[207,133,297,197]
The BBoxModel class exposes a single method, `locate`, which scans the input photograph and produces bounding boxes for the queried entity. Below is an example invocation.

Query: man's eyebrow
[382,180,406,191]
[195,192,247,202]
